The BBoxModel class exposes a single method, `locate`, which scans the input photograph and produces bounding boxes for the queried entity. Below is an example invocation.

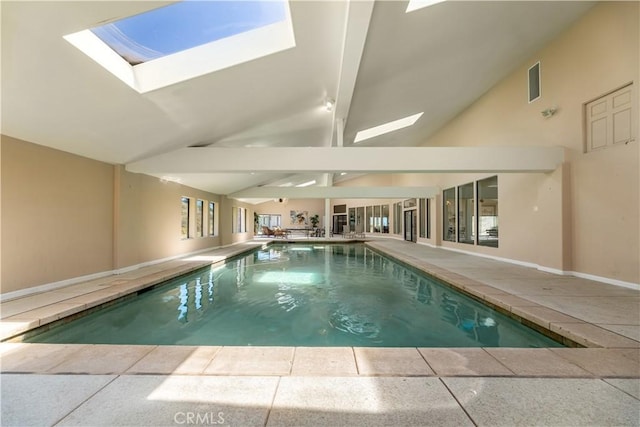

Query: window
[403,198,417,208]
[528,61,540,103]
[258,214,281,231]
[356,207,365,233]
[181,197,190,239]
[381,205,389,234]
[419,198,430,239]
[478,176,498,248]
[232,207,247,233]
[443,188,456,242]
[349,208,356,231]
[373,205,381,233]
[585,83,636,153]
[196,199,204,237]
[394,202,402,235]
[457,183,474,244]
[365,206,373,233]
[208,202,215,236]
[333,204,347,214]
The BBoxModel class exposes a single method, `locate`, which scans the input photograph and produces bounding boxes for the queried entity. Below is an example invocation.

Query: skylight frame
[64,1,295,93]
[354,112,424,143]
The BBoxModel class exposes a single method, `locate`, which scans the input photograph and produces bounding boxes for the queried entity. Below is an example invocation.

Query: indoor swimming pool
[26,243,562,347]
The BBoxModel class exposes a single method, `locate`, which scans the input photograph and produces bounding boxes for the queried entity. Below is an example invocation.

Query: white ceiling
[1,0,595,202]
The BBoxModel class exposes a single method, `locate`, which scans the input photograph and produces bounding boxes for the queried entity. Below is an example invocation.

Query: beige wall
[1,138,253,294]
[401,2,639,282]
[114,166,224,269]
[1,136,114,293]
[219,196,254,246]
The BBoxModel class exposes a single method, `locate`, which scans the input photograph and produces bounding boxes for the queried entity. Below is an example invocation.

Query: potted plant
[310,214,320,229]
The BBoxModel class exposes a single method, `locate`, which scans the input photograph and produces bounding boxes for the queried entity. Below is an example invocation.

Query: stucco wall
[1,136,114,292]
[114,166,224,269]
[0,138,251,294]
[411,1,639,283]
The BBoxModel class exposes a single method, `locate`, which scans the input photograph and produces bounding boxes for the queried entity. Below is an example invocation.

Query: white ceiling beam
[331,0,375,146]
[230,186,439,199]
[126,146,564,174]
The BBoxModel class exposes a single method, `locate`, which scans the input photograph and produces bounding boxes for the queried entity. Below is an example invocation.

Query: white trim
[0,244,227,303]
[536,265,569,275]
[440,245,538,268]
[568,271,640,291]
[439,244,640,290]
[0,270,113,303]
[417,240,437,248]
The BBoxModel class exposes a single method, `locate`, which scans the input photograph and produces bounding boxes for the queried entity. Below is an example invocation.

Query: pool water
[28,244,562,347]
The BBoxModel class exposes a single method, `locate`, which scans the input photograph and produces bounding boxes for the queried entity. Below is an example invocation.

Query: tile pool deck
[1,237,638,426]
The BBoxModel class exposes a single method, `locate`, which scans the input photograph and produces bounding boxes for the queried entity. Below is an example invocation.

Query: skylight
[406,0,447,13]
[64,1,295,93]
[354,112,424,143]
[296,180,317,187]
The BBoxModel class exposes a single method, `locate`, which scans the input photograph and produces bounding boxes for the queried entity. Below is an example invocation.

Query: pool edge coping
[2,239,638,352]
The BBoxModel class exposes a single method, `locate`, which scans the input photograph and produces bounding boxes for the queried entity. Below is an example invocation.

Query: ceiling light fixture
[541,107,558,118]
[324,99,335,112]
[354,112,424,143]
[296,180,317,187]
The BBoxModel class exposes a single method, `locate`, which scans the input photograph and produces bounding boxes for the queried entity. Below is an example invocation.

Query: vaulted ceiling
[1,1,594,202]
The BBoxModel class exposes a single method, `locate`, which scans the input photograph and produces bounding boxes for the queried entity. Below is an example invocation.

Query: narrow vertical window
[196,199,204,237]
[181,197,190,239]
[478,176,499,248]
[208,202,215,236]
[394,202,402,235]
[381,205,389,234]
[443,188,456,242]
[419,198,426,238]
[349,208,356,232]
[234,207,246,233]
[425,198,431,239]
[373,205,381,233]
[241,207,247,233]
[457,182,474,244]
[232,207,238,233]
[356,207,365,233]
[528,61,540,103]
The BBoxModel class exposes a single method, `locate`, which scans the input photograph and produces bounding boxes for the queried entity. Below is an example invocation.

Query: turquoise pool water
[28,244,562,347]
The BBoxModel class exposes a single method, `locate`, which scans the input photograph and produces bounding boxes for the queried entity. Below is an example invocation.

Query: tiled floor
[1,237,639,426]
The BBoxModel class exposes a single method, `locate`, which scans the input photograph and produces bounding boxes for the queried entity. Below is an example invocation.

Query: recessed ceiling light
[354,112,424,143]
[296,180,316,187]
[406,0,446,13]
[340,172,347,176]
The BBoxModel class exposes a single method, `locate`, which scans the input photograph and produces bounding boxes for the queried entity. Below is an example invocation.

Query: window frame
[196,199,204,237]
[208,201,215,236]
[181,196,190,239]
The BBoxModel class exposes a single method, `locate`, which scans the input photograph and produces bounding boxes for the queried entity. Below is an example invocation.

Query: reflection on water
[28,244,562,348]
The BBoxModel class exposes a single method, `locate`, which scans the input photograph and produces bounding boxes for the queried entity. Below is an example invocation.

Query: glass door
[404,209,417,242]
